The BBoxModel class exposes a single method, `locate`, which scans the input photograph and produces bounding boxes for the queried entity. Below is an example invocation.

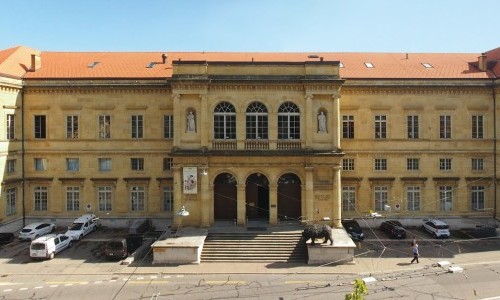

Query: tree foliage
[345,278,368,300]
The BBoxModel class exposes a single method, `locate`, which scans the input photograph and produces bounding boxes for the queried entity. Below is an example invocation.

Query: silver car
[19,222,56,241]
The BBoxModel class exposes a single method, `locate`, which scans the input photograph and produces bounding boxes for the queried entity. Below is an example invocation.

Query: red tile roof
[0,46,39,78]
[1,47,496,80]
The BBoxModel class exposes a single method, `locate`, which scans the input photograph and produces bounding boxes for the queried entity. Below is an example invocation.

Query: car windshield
[437,225,449,229]
[69,223,83,231]
[343,221,360,228]
[21,229,32,233]
[31,243,46,250]
[107,241,124,250]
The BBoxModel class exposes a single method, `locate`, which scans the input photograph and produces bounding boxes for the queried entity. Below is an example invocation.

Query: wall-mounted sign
[183,167,198,194]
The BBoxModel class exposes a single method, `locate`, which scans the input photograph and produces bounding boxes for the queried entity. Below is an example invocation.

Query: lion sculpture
[301,224,333,246]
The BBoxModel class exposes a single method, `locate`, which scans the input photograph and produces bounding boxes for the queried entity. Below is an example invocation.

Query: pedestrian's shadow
[397,262,412,266]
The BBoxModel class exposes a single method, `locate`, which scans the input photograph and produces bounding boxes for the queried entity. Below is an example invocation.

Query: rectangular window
[34,158,47,171]
[98,158,112,172]
[66,115,79,139]
[34,115,46,139]
[407,186,420,211]
[66,186,80,211]
[163,115,174,139]
[407,115,419,139]
[471,186,485,210]
[472,158,484,171]
[6,159,16,174]
[98,186,112,211]
[374,186,388,211]
[66,158,79,172]
[342,158,355,171]
[342,186,356,211]
[163,186,174,211]
[34,186,48,211]
[439,186,453,211]
[6,188,16,215]
[131,186,145,211]
[374,115,387,139]
[342,115,354,139]
[407,158,419,171]
[98,115,111,139]
[440,115,451,139]
[439,158,452,171]
[472,115,484,139]
[163,157,173,171]
[131,158,144,171]
[131,115,143,138]
[374,158,387,171]
[6,114,15,140]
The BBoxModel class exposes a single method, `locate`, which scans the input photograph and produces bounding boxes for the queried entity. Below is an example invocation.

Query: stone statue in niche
[186,111,196,132]
[317,111,327,133]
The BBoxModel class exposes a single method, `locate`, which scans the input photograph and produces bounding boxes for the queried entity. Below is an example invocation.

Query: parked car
[380,220,406,239]
[422,219,450,238]
[19,222,56,241]
[30,234,73,260]
[104,235,143,260]
[128,219,152,235]
[341,219,364,241]
[65,214,99,241]
[0,232,15,244]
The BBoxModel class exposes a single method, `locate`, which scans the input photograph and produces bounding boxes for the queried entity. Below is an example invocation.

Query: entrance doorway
[213,173,237,220]
[278,173,302,222]
[245,173,269,221]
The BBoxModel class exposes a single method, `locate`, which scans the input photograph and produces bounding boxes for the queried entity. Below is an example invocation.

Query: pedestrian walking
[411,236,417,246]
[410,243,419,264]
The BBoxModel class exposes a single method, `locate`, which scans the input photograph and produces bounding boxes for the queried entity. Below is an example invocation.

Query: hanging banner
[183,167,198,194]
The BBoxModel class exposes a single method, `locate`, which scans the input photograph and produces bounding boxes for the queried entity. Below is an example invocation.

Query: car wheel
[51,227,56,233]
[433,233,438,238]
[49,252,55,260]
[69,241,73,247]
[79,234,83,240]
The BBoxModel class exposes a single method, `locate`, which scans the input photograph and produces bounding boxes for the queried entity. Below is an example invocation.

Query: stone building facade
[0,46,499,229]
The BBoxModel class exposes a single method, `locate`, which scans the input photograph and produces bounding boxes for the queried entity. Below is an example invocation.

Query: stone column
[269,184,278,225]
[305,166,314,221]
[200,95,209,148]
[172,166,183,227]
[305,94,313,148]
[236,184,246,225]
[333,94,341,149]
[200,168,210,227]
[332,165,342,227]
[172,94,181,147]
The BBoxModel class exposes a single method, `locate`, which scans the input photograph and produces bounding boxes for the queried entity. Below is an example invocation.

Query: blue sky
[1,0,498,53]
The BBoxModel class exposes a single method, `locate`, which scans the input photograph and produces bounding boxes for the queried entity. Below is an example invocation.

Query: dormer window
[364,62,374,68]
[422,63,433,68]
[87,61,100,68]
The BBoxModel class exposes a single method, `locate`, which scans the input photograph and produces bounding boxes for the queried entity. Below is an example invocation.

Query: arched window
[278,102,300,139]
[213,102,236,139]
[246,102,268,139]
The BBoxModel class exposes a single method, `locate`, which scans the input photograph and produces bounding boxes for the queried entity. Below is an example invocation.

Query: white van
[65,214,99,241]
[30,234,73,259]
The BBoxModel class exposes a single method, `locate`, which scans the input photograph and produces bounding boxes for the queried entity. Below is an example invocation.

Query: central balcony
[212,139,303,151]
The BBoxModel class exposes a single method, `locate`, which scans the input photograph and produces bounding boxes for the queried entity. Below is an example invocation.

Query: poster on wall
[183,167,198,194]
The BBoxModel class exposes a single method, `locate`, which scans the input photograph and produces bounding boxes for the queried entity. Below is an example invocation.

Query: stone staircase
[201,232,307,262]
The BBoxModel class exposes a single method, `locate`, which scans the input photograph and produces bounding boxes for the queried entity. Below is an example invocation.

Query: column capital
[305,94,314,101]
[172,93,181,101]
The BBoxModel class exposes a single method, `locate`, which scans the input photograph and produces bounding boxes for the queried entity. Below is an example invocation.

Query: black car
[0,232,15,244]
[341,219,364,241]
[380,220,406,239]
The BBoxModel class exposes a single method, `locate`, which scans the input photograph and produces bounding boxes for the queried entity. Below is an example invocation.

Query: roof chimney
[30,54,41,71]
[162,53,168,64]
[478,53,487,71]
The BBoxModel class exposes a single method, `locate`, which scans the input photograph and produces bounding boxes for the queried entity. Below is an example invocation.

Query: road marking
[285,281,329,284]
[204,281,246,285]
[128,281,170,284]
[94,281,102,284]
[50,285,58,288]
[35,286,43,289]
[19,287,28,291]
[3,289,12,292]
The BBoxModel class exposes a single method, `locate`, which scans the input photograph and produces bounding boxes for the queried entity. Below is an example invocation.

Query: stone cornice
[0,85,21,93]
[23,87,170,95]
[342,86,491,95]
